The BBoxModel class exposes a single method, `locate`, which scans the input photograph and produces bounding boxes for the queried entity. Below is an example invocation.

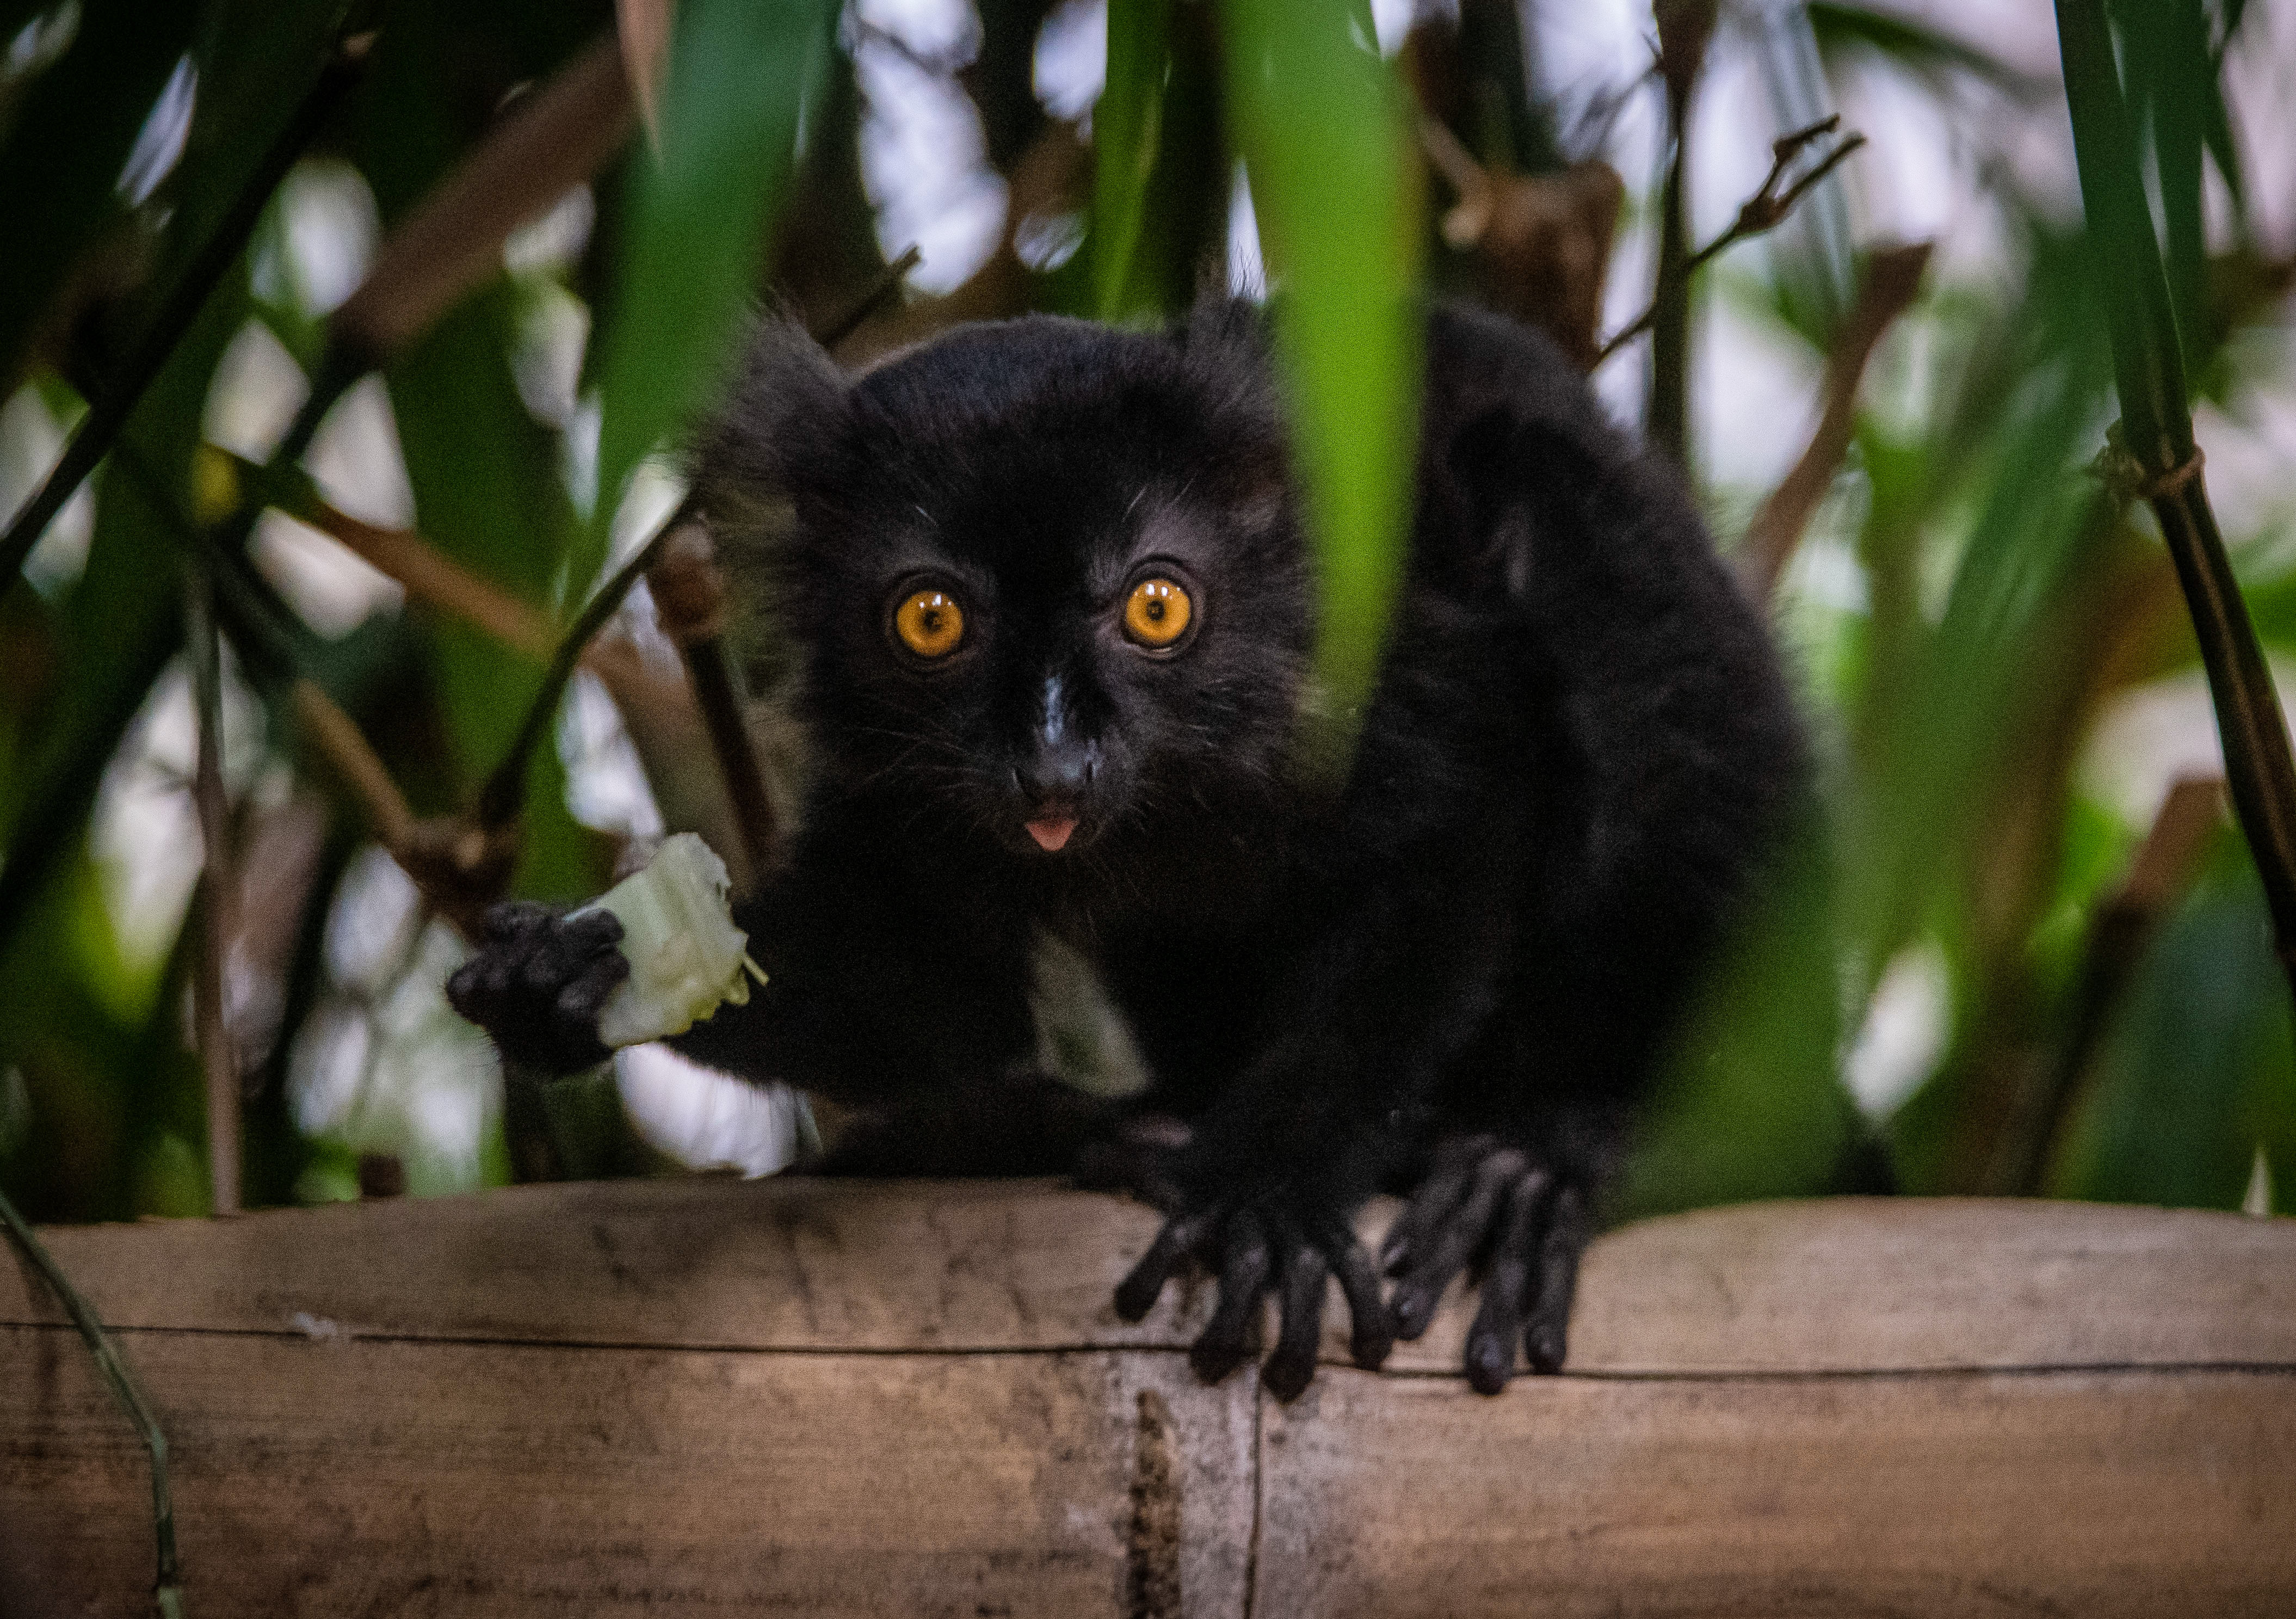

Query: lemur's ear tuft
[1181,291,1271,358]
[686,316,851,509]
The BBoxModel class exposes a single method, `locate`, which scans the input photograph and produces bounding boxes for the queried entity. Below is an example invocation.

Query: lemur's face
[749,317,1313,866]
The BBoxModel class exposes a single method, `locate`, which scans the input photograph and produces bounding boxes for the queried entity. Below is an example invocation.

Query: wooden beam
[4,1181,2292,1615]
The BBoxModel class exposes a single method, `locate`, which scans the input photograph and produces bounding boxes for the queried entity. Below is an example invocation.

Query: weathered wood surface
[3,1180,2292,1616]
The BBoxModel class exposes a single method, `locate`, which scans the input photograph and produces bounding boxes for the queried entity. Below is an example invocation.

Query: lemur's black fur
[449,300,1806,1398]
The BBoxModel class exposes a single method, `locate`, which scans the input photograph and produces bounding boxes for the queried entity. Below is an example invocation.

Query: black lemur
[448,298,1806,1399]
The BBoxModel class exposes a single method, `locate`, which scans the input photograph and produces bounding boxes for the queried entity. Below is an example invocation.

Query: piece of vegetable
[575,833,762,1047]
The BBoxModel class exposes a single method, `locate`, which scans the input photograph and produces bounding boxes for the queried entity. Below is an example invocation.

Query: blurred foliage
[1,0,2292,1228]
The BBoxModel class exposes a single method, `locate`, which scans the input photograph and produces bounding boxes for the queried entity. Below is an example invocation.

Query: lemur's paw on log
[446,902,628,1075]
[1114,1189,1393,1402]
[1382,1132,1595,1394]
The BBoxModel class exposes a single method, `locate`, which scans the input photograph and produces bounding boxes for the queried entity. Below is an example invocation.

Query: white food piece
[573,833,762,1048]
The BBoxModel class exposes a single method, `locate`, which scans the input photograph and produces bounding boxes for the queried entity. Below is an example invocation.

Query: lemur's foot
[1381,1133,1595,1394]
[1113,1187,1391,1402]
[445,902,627,1074]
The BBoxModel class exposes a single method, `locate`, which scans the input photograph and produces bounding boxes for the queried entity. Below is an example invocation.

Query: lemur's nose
[1017,672,1097,811]
[1017,743,1096,808]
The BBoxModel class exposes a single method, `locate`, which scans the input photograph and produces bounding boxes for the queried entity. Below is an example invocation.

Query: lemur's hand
[1113,1180,1392,1402]
[446,902,628,1074]
[1382,1132,1596,1394]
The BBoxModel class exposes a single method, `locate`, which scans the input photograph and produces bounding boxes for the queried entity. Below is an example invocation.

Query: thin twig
[1740,241,1932,596]
[682,637,777,886]
[0,34,372,599]
[211,451,554,657]
[814,244,923,352]
[1595,115,1866,366]
[476,515,681,829]
[292,679,416,852]
[116,445,314,682]
[849,19,970,79]
[0,1187,181,1616]
[183,559,241,1216]
[644,519,779,884]
[120,445,442,896]
[1417,114,1490,224]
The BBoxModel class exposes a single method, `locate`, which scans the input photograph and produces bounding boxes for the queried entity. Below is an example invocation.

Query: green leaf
[163,0,347,276]
[1218,0,1421,732]
[0,0,199,385]
[587,0,835,592]
[1625,818,1859,1216]
[1089,1,1224,323]
[1843,305,2107,982]
[2052,830,2296,1210]
[1094,0,1174,321]
[2109,0,2231,359]
[1806,3,2039,99]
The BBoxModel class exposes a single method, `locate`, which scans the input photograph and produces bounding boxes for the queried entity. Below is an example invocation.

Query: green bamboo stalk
[0,1187,182,1616]
[2053,0,2296,994]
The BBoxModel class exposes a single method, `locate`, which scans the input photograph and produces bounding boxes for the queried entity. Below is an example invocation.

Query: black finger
[517,917,614,995]
[1379,1134,1492,1274]
[1525,1182,1590,1374]
[1261,1236,1328,1402]
[444,959,487,1020]
[1322,1221,1393,1371]
[559,908,625,951]
[557,951,631,1020]
[1188,1210,1271,1385]
[482,901,553,944]
[472,947,516,1002]
[1114,1211,1212,1322]
[1390,1147,1525,1340]
[1462,1168,1550,1395]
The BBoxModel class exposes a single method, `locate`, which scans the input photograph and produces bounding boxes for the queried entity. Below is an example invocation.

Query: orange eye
[1122,577,1193,649]
[894,588,966,658]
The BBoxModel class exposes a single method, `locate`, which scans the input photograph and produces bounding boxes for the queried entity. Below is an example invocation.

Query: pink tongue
[1026,816,1078,852]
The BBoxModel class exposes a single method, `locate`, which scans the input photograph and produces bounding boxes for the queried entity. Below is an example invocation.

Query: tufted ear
[1180,290,1272,356]
[685,315,851,519]
[1175,291,1288,475]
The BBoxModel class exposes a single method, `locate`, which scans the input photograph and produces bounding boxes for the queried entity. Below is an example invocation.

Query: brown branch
[291,679,416,854]
[1417,115,1625,371]
[209,451,554,658]
[816,244,923,354]
[1645,0,1717,464]
[648,520,777,890]
[1740,241,1933,597]
[293,675,521,938]
[1595,115,1867,367]
[183,560,242,1216]
[1417,114,1491,228]
[331,32,635,367]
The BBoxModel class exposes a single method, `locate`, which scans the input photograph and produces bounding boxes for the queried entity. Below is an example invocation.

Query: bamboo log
[3,1182,2292,1616]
